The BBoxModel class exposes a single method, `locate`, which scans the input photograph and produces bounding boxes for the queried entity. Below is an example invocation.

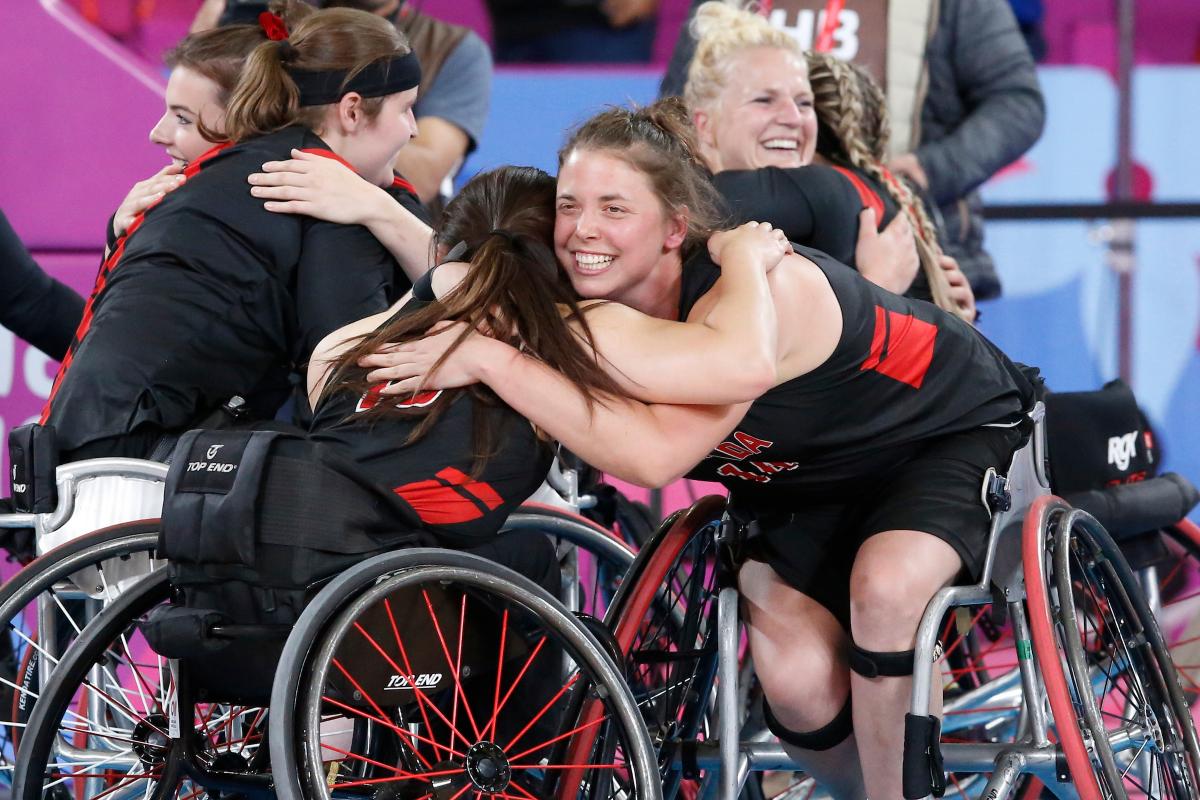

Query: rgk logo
[385,673,443,691]
[1107,431,1139,471]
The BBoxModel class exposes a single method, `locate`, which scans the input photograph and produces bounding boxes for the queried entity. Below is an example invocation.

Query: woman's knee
[740,562,850,728]
[849,531,962,650]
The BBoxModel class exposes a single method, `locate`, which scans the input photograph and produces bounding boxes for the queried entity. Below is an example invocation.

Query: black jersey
[679,246,1034,504]
[309,375,552,546]
[42,126,426,459]
[713,164,899,269]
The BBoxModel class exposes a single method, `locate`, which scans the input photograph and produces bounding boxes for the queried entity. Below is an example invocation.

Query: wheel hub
[132,713,171,767]
[464,741,512,793]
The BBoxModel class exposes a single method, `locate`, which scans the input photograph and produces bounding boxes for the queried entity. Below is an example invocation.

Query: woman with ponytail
[43,1,431,463]
[372,96,1038,800]
[297,161,790,551]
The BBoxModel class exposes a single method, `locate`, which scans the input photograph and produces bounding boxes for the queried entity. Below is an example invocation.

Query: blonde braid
[806,52,968,319]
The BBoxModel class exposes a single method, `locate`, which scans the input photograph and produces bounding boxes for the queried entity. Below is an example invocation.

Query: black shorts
[743,422,1030,628]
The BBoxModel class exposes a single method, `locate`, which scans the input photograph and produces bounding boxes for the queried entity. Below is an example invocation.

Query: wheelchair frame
[602,402,1200,800]
[0,455,641,796]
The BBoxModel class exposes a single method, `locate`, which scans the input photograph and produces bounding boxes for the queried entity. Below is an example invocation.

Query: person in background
[486,0,660,64]
[660,0,1045,300]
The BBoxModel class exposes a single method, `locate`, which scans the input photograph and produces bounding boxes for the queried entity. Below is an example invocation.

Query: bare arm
[391,117,469,204]
[365,222,788,405]
[393,332,748,486]
[249,149,434,282]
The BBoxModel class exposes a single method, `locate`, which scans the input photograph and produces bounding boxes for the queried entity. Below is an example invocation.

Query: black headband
[287,51,421,107]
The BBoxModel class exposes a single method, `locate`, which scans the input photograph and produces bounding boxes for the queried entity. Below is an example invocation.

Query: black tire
[12,569,176,800]
[11,568,272,800]
[268,548,661,800]
[1048,509,1200,798]
[602,497,726,800]
[0,520,160,778]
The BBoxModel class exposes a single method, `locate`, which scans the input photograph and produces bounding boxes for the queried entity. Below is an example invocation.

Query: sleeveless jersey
[43,126,426,458]
[307,304,552,545]
[679,245,1033,505]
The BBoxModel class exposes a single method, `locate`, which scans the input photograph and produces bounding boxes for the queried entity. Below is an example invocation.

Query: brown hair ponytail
[321,167,626,473]
[222,1,409,143]
[806,51,969,320]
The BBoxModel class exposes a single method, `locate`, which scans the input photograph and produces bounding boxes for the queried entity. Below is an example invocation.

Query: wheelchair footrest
[902,713,946,799]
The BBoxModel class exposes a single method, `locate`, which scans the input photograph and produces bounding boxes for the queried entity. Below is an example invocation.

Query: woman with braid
[805,51,975,321]
[684,1,975,320]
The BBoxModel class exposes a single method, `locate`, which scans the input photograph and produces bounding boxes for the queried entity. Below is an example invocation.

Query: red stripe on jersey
[859,306,937,389]
[394,479,486,525]
[435,467,503,510]
[859,305,887,372]
[41,142,235,423]
[392,174,417,195]
[832,166,885,225]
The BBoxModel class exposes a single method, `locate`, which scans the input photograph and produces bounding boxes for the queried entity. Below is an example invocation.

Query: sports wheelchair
[597,402,1200,800]
[0,438,645,798]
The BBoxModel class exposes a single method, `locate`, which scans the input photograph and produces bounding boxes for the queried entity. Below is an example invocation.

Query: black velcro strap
[903,713,946,799]
[8,423,58,513]
[762,696,853,751]
[256,450,421,553]
[849,644,917,678]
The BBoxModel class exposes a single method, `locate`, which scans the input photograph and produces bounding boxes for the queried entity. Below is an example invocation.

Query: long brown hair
[321,166,625,471]
[559,97,726,262]
[165,25,268,109]
[221,0,408,142]
[806,51,967,319]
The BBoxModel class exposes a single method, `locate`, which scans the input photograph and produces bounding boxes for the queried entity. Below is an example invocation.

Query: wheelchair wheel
[0,519,160,783]
[269,548,661,800]
[12,569,272,800]
[503,503,637,622]
[597,497,727,800]
[1027,497,1200,800]
[1157,520,1200,701]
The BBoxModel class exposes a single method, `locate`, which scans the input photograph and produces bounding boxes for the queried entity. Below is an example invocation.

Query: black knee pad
[849,642,917,678]
[762,696,853,751]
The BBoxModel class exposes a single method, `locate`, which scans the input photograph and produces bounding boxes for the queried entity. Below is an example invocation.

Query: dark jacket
[43,127,422,460]
[916,0,1045,299]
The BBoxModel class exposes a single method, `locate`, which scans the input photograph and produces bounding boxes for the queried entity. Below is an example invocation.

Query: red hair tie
[258,11,289,41]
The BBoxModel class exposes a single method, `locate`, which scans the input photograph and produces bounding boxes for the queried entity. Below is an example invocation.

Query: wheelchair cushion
[1044,379,1158,494]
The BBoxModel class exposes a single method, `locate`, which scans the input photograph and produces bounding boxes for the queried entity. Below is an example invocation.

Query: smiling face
[319,87,419,186]
[693,46,817,173]
[148,66,227,167]
[554,148,688,316]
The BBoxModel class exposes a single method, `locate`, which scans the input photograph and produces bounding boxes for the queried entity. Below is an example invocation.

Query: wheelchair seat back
[143,428,434,704]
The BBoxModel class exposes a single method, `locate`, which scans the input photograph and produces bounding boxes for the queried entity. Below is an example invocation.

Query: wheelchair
[0,448,640,795]
[598,402,1200,800]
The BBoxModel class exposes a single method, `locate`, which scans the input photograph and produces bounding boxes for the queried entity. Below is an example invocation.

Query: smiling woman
[149,24,270,168]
